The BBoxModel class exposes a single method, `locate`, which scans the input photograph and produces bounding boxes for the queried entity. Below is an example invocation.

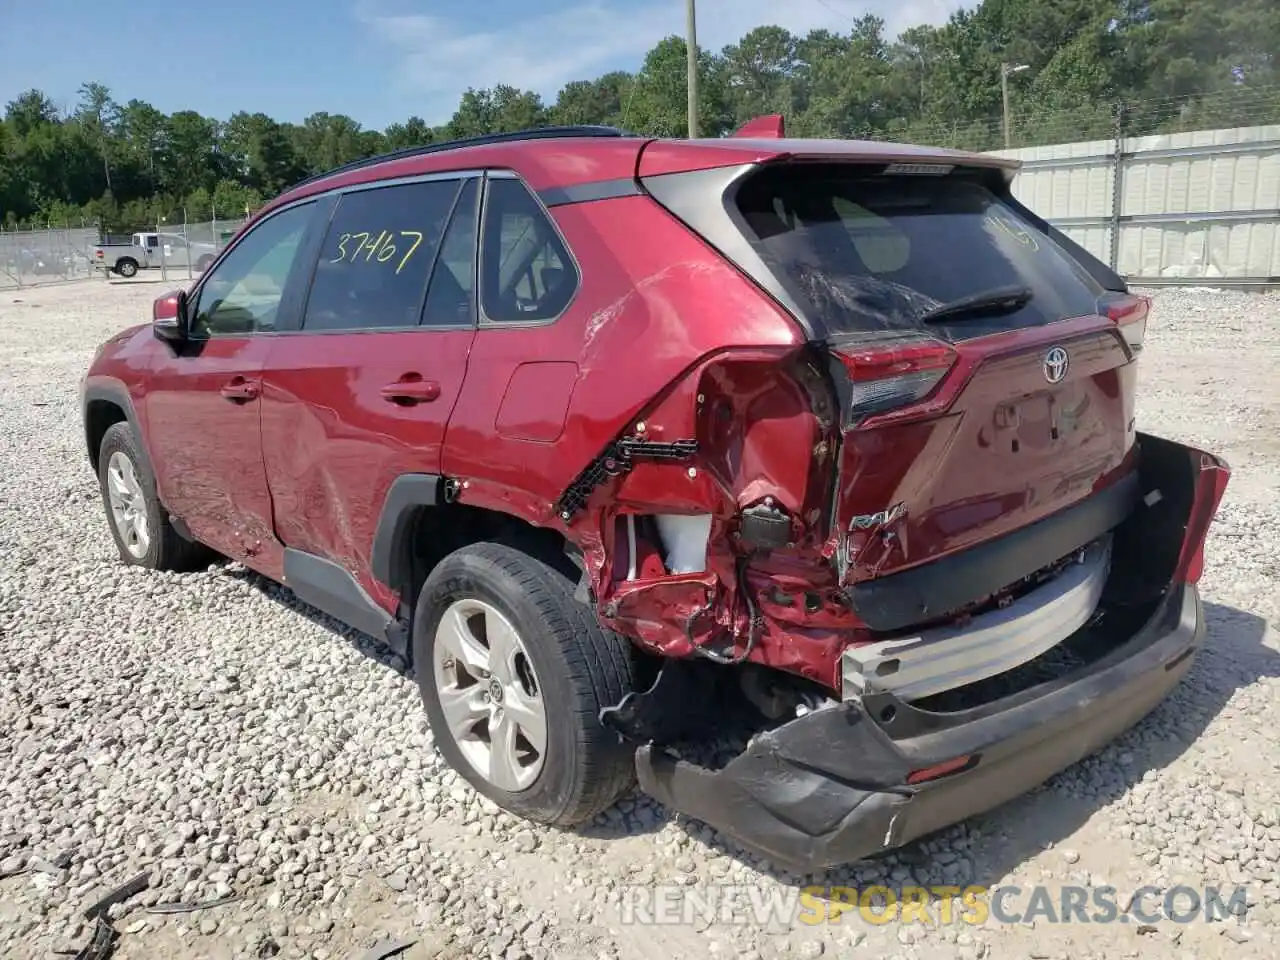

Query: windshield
[733,165,1103,340]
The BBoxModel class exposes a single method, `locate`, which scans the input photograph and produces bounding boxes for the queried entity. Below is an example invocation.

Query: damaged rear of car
[565,139,1230,871]
[81,123,1231,875]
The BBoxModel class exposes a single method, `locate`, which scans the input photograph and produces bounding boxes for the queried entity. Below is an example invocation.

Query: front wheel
[413,542,639,826]
[97,422,211,571]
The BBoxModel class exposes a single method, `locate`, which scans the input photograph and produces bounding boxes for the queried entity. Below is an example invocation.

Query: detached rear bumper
[637,580,1204,875]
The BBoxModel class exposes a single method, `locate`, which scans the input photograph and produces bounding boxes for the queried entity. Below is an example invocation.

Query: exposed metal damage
[593,424,1229,871]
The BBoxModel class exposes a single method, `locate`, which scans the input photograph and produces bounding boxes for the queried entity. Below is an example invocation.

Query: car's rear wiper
[918,285,1034,324]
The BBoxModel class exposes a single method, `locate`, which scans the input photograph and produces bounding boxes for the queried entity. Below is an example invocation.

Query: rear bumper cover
[848,469,1140,633]
[636,583,1204,874]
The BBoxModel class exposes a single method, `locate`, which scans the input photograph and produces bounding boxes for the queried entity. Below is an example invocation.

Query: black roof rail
[287,125,637,192]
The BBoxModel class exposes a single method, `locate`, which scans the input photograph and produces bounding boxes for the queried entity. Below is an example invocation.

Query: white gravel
[0,279,1277,960]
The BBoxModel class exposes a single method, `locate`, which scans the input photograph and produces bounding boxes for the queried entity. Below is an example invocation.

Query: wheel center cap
[488,678,504,702]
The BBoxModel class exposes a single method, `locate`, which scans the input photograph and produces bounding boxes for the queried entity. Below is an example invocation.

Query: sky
[0,0,962,131]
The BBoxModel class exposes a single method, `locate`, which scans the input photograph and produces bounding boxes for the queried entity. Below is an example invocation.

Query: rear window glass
[733,166,1103,340]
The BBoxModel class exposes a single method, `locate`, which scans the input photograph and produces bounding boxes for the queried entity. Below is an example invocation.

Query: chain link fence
[0,225,100,290]
[133,219,248,285]
[0,218,247,291]
[877,83,1280,155]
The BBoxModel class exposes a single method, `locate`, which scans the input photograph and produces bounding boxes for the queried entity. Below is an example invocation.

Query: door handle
[381,375,441,405]
[220,377,260,402]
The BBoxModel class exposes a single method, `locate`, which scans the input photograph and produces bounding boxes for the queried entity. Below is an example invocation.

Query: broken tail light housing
[1099,293,1150,355]
[830,338,957,422]
[1173,456,1231,585]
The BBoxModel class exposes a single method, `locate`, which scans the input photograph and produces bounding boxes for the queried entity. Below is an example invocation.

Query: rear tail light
[94,248,103,259]
[1099,293,1149,354]
[830,338,956,421]
[906,754,974,784]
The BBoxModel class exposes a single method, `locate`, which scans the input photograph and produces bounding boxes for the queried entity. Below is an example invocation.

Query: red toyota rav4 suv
[81,119,1230,872]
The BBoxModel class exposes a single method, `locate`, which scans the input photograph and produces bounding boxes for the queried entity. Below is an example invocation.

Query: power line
[808,0,862,24]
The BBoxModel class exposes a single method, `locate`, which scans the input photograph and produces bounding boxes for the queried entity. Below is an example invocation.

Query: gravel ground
[0,279,1277,960]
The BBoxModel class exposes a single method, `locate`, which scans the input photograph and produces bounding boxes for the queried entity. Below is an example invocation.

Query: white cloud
[356,0,962,122]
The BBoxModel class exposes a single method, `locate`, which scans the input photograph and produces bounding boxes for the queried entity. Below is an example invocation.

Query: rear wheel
[413,541,639,825]
[115,258,138,278]
[97,422,211,571]
[196,254,214,272]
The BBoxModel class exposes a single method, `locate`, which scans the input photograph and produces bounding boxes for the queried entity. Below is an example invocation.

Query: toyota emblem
[1043,346,1069,384]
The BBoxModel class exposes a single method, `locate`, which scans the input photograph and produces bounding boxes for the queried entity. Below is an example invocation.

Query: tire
[115,258,138,278]
[97,421,211,571]
[413,541,639,826]
[196,254,214,272]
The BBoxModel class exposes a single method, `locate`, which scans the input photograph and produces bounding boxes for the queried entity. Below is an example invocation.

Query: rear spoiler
[732,115,785,138]
[721,112,1124,295]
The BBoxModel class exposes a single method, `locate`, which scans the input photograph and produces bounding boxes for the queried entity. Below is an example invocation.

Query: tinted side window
[302,179,463,332]
[422,178,479,328]
[190,201,315,338]
[480,177,577,324]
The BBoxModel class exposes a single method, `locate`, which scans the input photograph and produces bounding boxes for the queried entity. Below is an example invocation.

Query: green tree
[2,0,1279,226]
[447,86,547,137]
[76,81,119,195]
[290,112,374,174]
[627,36,731,136]
[222,112,303,193]
[163,110,217,198]
[5,90,58,137]
[119,99,168,193]
[384,116,433,151]
[722,27,803,126]
[551,73,634,127]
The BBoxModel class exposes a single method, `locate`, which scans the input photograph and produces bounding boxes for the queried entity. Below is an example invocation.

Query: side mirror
[152,289,189,342]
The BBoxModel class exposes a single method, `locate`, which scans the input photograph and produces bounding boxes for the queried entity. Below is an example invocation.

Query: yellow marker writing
[326,229,427,274]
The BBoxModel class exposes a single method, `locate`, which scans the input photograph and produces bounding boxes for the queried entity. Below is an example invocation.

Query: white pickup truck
[93,232,219,278]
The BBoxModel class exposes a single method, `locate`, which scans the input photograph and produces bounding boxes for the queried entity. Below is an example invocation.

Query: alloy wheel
[432,598,547,792]
[105,450,150,559]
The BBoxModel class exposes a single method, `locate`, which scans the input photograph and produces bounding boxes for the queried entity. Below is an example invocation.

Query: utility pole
[1001,62,1029,149]
[685,0,698,139]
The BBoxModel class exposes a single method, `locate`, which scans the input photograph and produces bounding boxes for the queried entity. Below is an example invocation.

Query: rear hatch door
[649,156,1143,614]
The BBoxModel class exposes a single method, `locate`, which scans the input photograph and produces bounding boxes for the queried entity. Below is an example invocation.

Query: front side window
[480,177,577,324]
[189,201,315,338]
[302,179,464,332]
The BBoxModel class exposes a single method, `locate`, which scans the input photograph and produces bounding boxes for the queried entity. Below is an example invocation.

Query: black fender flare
[82,381,154,480]
[371,473,443,588]
[81,380,199,544]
